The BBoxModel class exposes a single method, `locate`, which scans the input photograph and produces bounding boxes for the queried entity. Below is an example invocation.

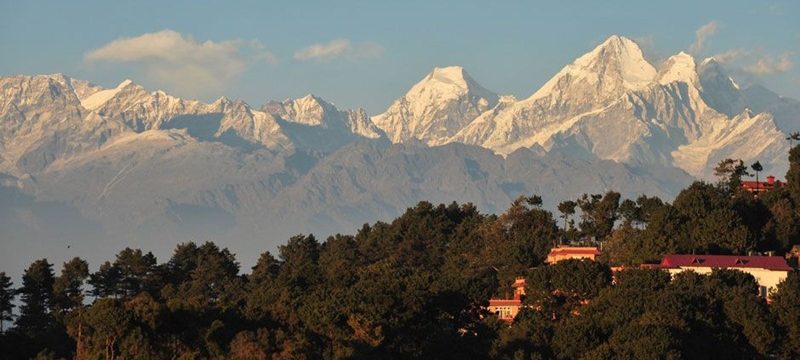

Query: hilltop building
[546,246,600,264]
[487,277,526,321]
[658,254,793,298]
[741,175,785,194]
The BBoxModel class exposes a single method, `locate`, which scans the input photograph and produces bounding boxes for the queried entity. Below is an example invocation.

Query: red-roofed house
[659,254,793,297]
[741,175,785,194]
[546,246,600,264]
[487,277,526,321]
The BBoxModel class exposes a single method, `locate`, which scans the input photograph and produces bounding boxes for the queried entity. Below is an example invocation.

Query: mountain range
[2,35,798,272]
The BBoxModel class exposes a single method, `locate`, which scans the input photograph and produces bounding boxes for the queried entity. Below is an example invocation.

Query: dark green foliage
[715,158,750,193]
[88,261,122,299]
[787,145,800,206]
[4,149,800,360]
[525,259,611,317]
[771,272,800,357]
[52,257,89,317]
[577,191,620,240]
[0,272,14,332]
[15,259,56,339]
[552,268,779,359]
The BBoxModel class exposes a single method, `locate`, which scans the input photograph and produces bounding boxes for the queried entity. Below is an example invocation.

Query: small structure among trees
[546,246,600,264]
[741,175,786,194]
[486,278,526,322]
[658,254,793,298]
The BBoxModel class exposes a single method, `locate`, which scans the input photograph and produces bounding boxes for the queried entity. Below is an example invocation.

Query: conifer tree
[15,259,55,338]
[0,272,14,332]
[786,146,800,205]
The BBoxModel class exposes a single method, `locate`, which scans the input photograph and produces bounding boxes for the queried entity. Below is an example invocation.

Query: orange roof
[548,246,600,255]
[488,299,522,306]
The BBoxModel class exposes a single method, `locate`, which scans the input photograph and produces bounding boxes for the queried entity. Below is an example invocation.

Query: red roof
[660,254,792,271]
[488,299,522,306]
[741,178,785,191]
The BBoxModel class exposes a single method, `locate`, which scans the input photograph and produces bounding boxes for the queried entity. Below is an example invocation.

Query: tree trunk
[756,172,759,193]
[75,308,83,360]
[75,322,83,360]
[110,336,117,360]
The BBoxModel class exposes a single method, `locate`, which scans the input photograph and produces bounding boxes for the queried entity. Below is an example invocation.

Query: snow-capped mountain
[449,35,659,153]
[374,35,793,179]
[372,66,499,145]
[2,35,799,274]
[0,75,396,177]
[264,94,382,138]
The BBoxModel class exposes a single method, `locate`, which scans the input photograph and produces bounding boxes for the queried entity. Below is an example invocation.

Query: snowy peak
[427,66,471,87]
[569,35,655,87]
[656,52,699,86]
[530,35,656,101]
[275,94,332,127]
[262,94,384,139]
[79,79,135,110]
[406,66,499,106]
[372,66,498,145]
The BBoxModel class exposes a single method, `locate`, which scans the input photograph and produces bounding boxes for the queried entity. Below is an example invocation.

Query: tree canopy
[1,153,800,359]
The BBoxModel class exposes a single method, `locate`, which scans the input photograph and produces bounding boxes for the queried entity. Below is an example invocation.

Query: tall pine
[15,259,55,338]
[787,145,800,206]
[0,272,14,332]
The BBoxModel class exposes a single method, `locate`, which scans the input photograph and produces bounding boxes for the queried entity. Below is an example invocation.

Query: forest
[1,147,800,359]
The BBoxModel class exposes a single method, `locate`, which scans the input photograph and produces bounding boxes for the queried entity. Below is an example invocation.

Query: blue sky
[1,0,798,113]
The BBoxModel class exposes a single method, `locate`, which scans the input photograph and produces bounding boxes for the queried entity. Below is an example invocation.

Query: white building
[659,254,793,298]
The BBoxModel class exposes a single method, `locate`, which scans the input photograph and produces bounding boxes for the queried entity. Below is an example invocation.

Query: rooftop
[660,254,792,271]
[548,246,601,255]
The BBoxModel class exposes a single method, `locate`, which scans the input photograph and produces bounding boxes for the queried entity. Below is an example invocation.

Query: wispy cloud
[742,53,794,75]
[710,48,749,64]
[293,38,384,61]
[689,21,718,56]
[84,30,276,97]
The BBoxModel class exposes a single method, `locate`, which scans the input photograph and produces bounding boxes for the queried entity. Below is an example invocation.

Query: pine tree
[751,161,763,193]
[53,257,89,314]
[786,146,800,206]
[714,158,750,193]
[0,272,14,332]
[15,259,55,338]
[557,200,577,231]
[88,261,122,299]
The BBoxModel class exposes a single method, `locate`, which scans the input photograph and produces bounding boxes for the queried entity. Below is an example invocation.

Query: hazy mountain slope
[5,138,691,275]
[743,85,800,134]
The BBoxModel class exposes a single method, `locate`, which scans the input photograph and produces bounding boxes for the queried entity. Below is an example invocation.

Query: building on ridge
[741,175,785,194]
[658,254,793,298]
[546,246,600,264]
[487,277,526,321]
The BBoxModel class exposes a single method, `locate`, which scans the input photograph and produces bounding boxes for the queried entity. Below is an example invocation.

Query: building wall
[665,266,789,297]
[547,253,597,264]
[487,304,521,321]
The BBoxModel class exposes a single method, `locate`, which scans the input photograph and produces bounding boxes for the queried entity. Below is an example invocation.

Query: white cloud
[84,30,276,96]
[710,48,749,64]
[742,53,794,75]
[293,38,384,61]
[689,21,718,55]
